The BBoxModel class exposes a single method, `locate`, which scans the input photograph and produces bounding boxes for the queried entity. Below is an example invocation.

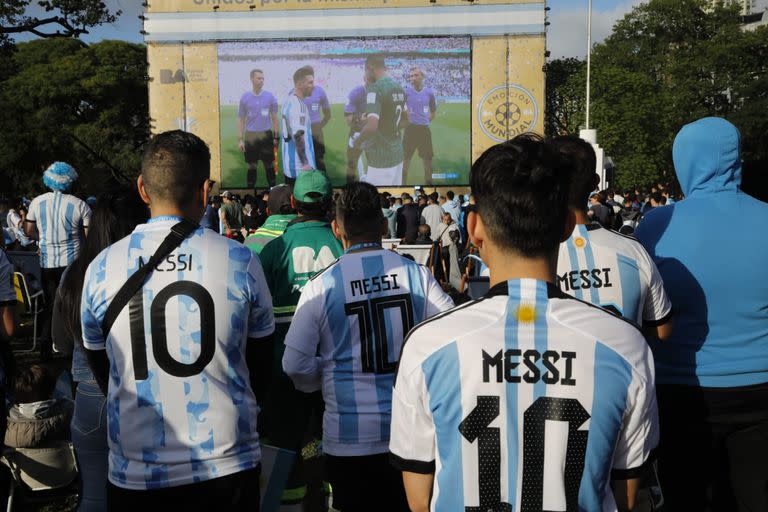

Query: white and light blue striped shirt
[81,217,275,490]
[284,247,453,456]
[390,278,659,511]
[26,191,91,268]
[280,93,316,179]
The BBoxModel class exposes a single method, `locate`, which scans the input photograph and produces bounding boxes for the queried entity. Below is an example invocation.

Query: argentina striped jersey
[81,217,275,490]
[284,248,453,456]
[557,224,671,325]
[280,93,316,178]
[26,191,91,268]
[390,278,658,512]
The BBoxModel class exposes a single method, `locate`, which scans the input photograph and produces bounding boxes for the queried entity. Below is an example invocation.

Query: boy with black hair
[283,181,453,511]
[390,134,658,512]
[552,136,672,337]
[81,130,275,509]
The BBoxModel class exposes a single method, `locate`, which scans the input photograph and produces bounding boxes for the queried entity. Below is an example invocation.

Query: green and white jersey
[259,219,343,326]
[364,76,406,168]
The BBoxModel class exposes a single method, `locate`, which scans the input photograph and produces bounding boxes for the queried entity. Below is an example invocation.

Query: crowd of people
[0,115,766,512]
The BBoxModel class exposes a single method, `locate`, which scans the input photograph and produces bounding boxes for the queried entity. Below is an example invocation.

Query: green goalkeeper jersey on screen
[364,77,406,168]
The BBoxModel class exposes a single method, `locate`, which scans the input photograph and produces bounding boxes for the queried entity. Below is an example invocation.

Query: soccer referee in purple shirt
[402,67,437,185]
[238,69,279,188]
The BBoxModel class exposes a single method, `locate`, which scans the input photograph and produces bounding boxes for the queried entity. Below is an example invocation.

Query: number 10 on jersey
[344,293,414,374]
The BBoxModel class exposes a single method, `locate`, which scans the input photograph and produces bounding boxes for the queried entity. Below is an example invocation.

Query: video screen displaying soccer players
[217,37,471,188]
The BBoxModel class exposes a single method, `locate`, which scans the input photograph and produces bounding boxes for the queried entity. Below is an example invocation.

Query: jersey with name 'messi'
[557,224,671,325]
[364,77,406,168]
[81,217,275,490]
[285,248,453,456]
[390,278,658,512]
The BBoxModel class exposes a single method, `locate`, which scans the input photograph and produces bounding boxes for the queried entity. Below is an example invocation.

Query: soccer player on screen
[390,135,659,512]
[283,182,453,511]
[302,67,331,172]
[353,55,407,186]
[344,77,368,183]
[238,69,279,189]
[402,67,437,185]
[280,66,316,186]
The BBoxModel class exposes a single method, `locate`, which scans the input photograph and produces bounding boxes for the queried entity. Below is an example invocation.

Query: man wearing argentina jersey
[390,135,658,512]
[81,131,274,510]
[25,161,91,360]
[280,66,316,186]
[283,182,453,511]
[553,136,673,338]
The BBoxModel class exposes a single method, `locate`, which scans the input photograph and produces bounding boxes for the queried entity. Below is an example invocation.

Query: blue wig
[43,162,78,192]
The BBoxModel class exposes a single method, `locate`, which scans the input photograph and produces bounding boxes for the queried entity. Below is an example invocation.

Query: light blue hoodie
[636,117,768,387]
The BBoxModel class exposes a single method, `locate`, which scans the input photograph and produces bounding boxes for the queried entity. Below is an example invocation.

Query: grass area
[219,102,471,188]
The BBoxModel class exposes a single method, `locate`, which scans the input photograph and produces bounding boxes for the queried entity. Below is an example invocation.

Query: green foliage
[0,39,149,197]
[0,0,119,41]
[546,0,768,190]
[545,57,585,138]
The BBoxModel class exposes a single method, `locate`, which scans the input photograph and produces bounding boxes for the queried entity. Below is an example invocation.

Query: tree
[0,38,149,197]
[546,0,768,189]
[0,1,119,41]
[545,57,586,138]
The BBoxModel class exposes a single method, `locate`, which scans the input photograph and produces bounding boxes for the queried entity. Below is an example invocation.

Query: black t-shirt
[396,203,420,244]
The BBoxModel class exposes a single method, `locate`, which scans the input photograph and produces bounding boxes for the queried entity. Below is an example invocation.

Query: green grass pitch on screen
[219,103,471,188]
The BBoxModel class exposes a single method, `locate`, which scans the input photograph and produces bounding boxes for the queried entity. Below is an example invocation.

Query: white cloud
[547,0,645,59]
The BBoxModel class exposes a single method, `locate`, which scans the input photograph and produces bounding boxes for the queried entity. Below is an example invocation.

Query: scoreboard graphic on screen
[143,0,546,189]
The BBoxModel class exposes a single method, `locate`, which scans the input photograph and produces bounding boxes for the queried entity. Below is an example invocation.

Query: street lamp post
[585,0,592,130]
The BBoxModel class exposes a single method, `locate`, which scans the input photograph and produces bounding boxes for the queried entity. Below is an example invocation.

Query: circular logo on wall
[478,84,539,142]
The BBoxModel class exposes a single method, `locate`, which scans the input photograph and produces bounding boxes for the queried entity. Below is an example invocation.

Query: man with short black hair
[420,192,443,242]
[259,171,343,507]
[402,67,437,184]
[390,135,658,512]
[81,130,275,510]
[395,194,420,244]
[553,136,673,338]
[244,184,296,254]
[301,66,331,172]
[283,181,453,511]
[280,66,316,185]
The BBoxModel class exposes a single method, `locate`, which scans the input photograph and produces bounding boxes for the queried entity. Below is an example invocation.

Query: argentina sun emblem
[478,84,539,142]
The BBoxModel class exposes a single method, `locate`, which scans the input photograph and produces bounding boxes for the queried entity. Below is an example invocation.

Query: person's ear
[381,218,389,237]
[468,211,484,248]
[561,210,576,243]
[201,179,211,207]
[331,219,343,241]
[290,195,297,210]
[137,175,151,206]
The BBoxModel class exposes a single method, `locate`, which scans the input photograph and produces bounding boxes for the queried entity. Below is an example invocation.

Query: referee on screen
[238,69,279,189]
[402,67,437,185]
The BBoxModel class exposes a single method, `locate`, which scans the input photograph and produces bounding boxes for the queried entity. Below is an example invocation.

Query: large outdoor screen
[218,37,471,188]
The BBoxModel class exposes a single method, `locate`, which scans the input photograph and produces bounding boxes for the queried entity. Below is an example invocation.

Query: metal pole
[586,0,592,130]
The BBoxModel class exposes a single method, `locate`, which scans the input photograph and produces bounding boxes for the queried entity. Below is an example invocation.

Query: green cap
[293,170,332,203]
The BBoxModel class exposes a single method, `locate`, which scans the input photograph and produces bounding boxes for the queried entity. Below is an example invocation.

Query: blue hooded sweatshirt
[636,117,768,387]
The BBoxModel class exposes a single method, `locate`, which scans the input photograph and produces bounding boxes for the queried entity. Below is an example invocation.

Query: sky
[14,0,768,59]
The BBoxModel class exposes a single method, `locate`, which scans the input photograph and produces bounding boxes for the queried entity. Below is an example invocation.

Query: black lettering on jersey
[522,350,540,384]
[557,268,613,292]
[542,350,560,384]
[138,254,193,272]
[561,351,577,386]
[349,274,401,297]
[482,350,503,383]
[482,349,576,386]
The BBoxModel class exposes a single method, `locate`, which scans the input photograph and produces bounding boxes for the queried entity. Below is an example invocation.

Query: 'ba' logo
[478,85,539,142]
